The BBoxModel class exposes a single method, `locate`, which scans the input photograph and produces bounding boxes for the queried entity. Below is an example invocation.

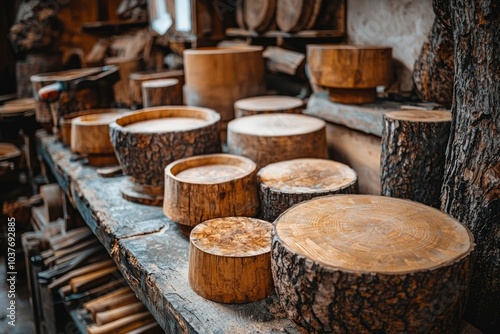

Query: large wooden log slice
[164,154,259,235]
[110,107,221,205]
[243,0,277,32]
[234,95,303,118]
[272,195,474,333]
[189,217,273,303]
[227,114,327,168]
[276,0,322,33]
[258,158,357,222]
[380,110,451,208]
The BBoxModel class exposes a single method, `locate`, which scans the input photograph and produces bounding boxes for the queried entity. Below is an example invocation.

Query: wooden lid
[141,78,179,89]
[275,195,474,274]
[228,114,325,137]
[30,67,102,82]
[0,98,36,115]
[258,158,357,193]
[0,143,22,162]
[191,217,272,257]
[167,154,256,185]
[112,106,220,134]
[72,113,122,126]
[234,96,303,111]
[129,70,184,81]
[385,110,452,122]
[183,46,263,56]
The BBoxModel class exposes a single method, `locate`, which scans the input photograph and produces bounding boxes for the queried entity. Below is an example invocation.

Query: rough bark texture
[438,1,500,332]
[380,112,451,208]
[413,17,454,108]
[272,240,472,334]
[109,108,221,188]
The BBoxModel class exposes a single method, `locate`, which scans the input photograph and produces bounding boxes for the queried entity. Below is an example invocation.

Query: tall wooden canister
[183,46,266,140]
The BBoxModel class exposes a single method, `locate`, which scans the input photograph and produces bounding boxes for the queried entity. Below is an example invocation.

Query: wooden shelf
[37,130,300,334]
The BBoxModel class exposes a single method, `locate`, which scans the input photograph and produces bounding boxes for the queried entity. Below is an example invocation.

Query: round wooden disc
[73,112,122,126]
[234,96,303,112]
[275,195,473,274]
[120,177,163,207]
[0,143,21,162]
[385,110,452,122]
[141,78,179,89]
[276,0,305,33]
[243,0,275,31]
[191,217,272,257]
[258,158,357,193]
[228,114,325,137]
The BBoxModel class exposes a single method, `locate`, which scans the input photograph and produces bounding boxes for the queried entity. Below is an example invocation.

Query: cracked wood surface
[37,130,299,334]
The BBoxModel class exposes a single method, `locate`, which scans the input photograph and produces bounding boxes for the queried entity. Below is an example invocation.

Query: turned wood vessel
[307,45,393,104]
[234,95,303,118]
[258,158,358,222]
[60,109,129,146]
[164,154,259,235]
[71,112,123,166]
[141,79,181,108]
[227,114,328,168]
[381,110,451,208]
[183,46,266,138]
[110,107,221,206]
[128,70,184,108]
[272,195,474,333]
[189,217,273,303]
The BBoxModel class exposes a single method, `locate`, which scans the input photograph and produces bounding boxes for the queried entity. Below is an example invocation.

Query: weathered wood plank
[37,130,300,334]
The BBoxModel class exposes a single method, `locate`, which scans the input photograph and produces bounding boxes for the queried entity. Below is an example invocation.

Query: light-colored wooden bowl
[164,154,259,235]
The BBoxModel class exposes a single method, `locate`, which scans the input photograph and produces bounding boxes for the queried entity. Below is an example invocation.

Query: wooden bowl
[110,106,221,206]
[71,112,123,155]
[189,217,273,303]
[60,109,129,146]
[164,154,259,235]
[307,44,393,104]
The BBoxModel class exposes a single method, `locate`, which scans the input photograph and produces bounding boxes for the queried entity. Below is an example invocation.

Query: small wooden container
[234,95,303,118]
[189,217,273,303]
[258,158,358,221]
[71,112,123,166]
[272,195,474,333]
[110,107,221,206]
[307,45,393,104]
[60,109,129,146]
[128,70,184,107]
[141,79,181,108]
[227,113,328,168]
[163,154,259,235]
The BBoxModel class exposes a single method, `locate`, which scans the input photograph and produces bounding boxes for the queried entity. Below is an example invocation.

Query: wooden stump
[189,217,273,303]
[163,154,259,235]
[128,70,184,108]
[380,110,451,208]
[105,57,143,107]
[307,45,393,104]
[110,107,221,206]
[60,109,129,146]
[258,158,358,222]
[272,195,474,333]
[183,46,266,139]
[227,114,327,168]
[234,96,303,118]
[141,79,181,108]
[243,0,277,32]
[71,112,122,166]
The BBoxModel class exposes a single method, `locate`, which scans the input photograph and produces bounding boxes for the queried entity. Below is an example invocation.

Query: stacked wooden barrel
[110,106,221,206]
[183,46,266,139]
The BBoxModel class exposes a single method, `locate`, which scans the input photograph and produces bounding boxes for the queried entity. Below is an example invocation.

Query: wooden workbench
[37,130,300,334]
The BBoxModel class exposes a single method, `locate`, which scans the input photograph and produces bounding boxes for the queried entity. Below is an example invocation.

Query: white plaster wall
[347,0,435,91]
